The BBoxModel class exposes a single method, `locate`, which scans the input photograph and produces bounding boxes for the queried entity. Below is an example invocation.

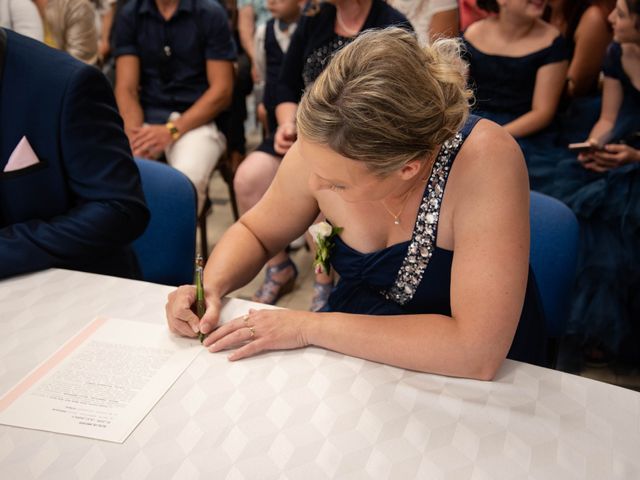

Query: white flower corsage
[308,221,343,275]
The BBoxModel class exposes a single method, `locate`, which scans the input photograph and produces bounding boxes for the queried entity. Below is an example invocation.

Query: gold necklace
[380,187,414,225]
[380,158,435,226]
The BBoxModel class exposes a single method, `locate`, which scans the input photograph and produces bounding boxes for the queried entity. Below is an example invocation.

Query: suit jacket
[0,29,150,279]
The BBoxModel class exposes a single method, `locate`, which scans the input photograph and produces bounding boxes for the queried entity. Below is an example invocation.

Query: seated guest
[45,0,99,64]
[546,0,615,142]
[262,0,411,310]
[166,28,547,380]
[0,28,149,280]
[0,0,44,41]
[552,0,640,370]
[233,0,302,303]
[112,0,236,213]
[388,0,459,44]
[462,0,568,192]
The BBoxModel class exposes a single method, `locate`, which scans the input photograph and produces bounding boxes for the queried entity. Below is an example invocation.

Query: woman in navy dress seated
[166,28,546,380]
[552,0,640,368]
[462,0,568,193]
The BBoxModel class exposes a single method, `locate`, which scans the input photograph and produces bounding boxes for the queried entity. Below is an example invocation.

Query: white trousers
[164,112,226,214]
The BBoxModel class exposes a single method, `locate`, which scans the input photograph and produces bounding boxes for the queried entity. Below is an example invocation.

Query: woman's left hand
[203,308,313,360]
[585,143,640,172]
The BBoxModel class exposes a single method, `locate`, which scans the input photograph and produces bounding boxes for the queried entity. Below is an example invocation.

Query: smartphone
[568,141,597,152]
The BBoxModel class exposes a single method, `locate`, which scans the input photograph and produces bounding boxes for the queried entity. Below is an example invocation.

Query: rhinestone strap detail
[381,132,464,305]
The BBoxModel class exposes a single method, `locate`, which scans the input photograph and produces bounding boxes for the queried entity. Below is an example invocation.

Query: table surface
[0,269,638,479]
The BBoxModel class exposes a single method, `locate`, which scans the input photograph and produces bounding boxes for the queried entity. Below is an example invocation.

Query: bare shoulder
[533,18,562,45]
[577,5,610,33]
[456,118,526,180]
[449,118,528,208]
[462,18,492,43]
[271,141,314,197]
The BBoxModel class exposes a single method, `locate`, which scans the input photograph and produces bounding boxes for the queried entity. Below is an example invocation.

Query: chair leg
[217,150,243,221]
[198,196,211,256]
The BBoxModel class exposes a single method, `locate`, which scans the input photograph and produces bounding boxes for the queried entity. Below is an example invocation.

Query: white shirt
[254,19,298,85]
[388,0,457,45]
[0,0,44,41]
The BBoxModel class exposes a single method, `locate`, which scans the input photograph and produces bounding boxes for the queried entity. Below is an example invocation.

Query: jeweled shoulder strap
[381,131,464,306]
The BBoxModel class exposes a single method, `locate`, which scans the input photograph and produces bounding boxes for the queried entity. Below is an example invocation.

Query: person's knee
[233,152,277,200]
[233,158,258,198]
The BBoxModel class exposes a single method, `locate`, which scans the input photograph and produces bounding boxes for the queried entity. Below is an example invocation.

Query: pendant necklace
[380,158,435,226]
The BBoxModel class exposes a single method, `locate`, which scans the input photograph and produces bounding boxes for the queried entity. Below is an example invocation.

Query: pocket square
[3,137,40,172]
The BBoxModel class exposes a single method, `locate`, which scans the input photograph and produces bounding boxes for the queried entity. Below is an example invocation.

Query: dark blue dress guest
[462,34,569,193]
[167,29,548,380]
[461,0,568,194]
[0,28,149,280]
[327,116,547,367]
[552,41,640,365]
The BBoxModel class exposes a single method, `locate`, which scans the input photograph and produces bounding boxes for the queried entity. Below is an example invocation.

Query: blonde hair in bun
[297,27,473,175]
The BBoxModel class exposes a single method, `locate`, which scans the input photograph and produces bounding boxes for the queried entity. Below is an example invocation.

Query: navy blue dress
[551,43,640,357]
[325,116,548,367]
[462,34,568,193]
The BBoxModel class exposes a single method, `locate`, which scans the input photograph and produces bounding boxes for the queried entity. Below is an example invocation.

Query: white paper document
[0,318,201,443]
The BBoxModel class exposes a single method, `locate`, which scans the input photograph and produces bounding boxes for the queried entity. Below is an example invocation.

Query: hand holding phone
[568,141,601,152]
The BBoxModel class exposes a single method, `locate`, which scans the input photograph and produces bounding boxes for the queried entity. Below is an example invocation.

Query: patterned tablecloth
[0,269,638,479]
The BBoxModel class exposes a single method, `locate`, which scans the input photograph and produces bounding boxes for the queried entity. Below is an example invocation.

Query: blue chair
[132,158,197,286]
[529,191,579,362]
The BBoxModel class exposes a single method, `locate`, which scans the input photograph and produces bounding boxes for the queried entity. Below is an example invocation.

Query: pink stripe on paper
[0,317,108,412]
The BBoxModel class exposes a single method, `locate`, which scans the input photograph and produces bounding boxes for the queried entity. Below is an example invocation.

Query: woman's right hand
[274,122,297,155]
[166,285,221,339]
[577,137,603,168]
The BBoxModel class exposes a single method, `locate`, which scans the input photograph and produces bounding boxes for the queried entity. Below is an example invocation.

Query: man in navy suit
[0,28,150,279]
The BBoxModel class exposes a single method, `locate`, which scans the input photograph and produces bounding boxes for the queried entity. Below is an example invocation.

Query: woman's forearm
[504,109,554,138]
[305,311,509,380]
[204,221,271,298]
[276,102,298,127]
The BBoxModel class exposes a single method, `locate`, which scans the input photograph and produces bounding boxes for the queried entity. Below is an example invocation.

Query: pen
[195,254,206,343]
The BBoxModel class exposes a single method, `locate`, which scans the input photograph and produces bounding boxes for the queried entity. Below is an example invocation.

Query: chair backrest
[529,191,579,339]
[132,158,197,286]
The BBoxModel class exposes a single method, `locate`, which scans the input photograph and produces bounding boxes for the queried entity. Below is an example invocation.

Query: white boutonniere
[308,221,343,275]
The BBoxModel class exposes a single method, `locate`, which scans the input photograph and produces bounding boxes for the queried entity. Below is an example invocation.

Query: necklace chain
[381,188,414,225]
[380,159,435,226]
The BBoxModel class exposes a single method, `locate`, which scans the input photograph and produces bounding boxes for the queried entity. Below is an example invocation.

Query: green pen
[195,254,206,343]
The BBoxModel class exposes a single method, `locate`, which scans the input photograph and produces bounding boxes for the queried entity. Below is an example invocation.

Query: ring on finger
[247,326,255,339]
[243,314,250,326]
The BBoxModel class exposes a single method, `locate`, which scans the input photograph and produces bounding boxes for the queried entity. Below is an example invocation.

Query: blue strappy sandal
[310,281,333,312]
[252,258,298,305]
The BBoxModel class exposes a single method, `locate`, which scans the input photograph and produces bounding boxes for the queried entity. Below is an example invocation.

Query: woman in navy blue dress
[167,28,546,379]
[462,0,568,193]
[552,0,640,367]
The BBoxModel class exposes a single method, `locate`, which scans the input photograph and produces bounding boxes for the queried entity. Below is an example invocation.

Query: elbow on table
[458,343,508,381]
[471,361,502,381]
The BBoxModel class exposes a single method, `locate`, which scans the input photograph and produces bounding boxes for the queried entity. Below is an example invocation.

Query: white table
[0,269,638,479]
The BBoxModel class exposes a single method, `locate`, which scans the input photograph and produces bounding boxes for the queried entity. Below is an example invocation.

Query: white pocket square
[3,136,40,172]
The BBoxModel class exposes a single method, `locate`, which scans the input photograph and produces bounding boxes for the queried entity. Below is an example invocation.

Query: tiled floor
[201,127,640,393]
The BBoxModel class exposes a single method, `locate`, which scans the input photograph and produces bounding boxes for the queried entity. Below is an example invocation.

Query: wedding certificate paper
[0,318,201,443]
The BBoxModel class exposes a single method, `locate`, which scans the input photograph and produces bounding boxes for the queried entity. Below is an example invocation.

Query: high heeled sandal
[310,281,333,312]
[252,259,298,305]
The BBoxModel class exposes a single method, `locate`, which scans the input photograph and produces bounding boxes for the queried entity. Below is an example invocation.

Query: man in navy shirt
[113,0,236,213]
